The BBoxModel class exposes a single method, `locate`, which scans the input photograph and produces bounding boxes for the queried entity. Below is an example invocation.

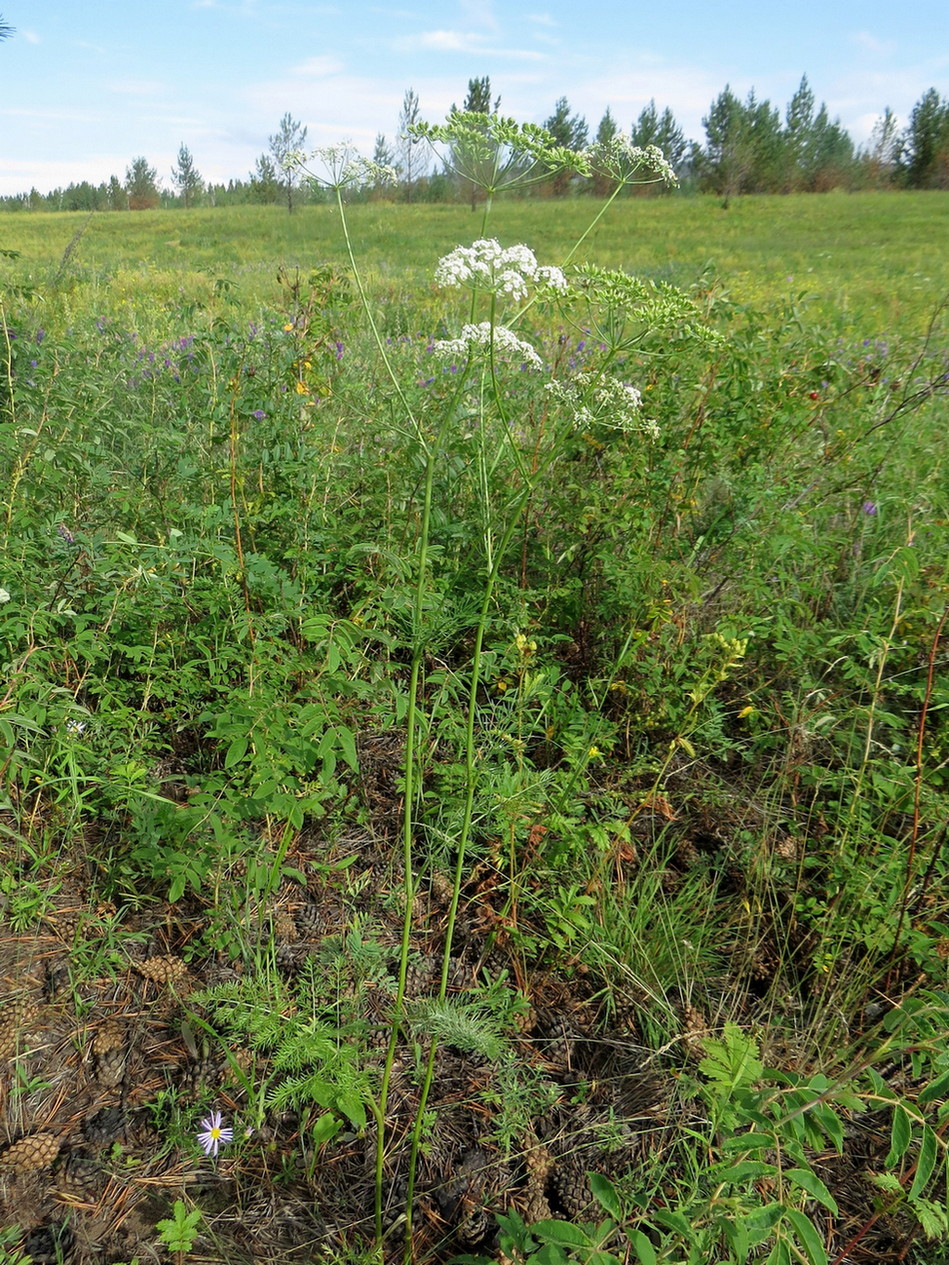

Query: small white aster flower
[197,1111,233,1158]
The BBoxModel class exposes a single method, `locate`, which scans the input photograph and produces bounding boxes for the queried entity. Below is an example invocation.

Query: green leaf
[764,1238,790,1265]
[911,1196,949,1240]
[627,1229,657,1265]
[919,1067,949,1105]
[532,1220,591,1249]
[887,1104,912,1166]
[786,1168,839,1215]
[336,724,359,772]
[715,1160,779,1184]
[224,736,248,768]
[589,1172,623,1220]
[784,1209,828,1265]
[908,1124,937,1200]
[533,1245,568,1265]
[310,1113,342,1147]
[653,1209,695,1241]
[722,1132,776,1153]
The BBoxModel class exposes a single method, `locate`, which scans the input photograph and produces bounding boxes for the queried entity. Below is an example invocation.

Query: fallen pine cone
[0,997,40,1060]
[134,955,187,985]
[0,1131,62,1172]
[91,1020,125,1057]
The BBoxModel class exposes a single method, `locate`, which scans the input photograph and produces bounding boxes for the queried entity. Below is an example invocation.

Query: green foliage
[156,1200,203,1254]
[1,109,947,1265]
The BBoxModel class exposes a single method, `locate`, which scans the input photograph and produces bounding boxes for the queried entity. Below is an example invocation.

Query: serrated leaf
[908,1124,937,1200]
[653,1209,695,1241]
[912,1196,949,1240]
[715,1160,779,1183]
[784,1208,828,1265]
[224,736,248,768]
[887,1104,912,1166]
[765,1239,790,1265]
[588,1172,622,1220]
[627,1230,657,1265]
[722,1132,776,1153]
[786,1167,839,1215]
[532,1220,591,1248]
[919,1067,949,1105]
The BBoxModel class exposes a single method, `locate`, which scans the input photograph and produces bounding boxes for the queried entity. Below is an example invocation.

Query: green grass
[3,191,948,330]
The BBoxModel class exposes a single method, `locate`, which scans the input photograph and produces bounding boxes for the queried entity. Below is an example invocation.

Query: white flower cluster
[546,374,659,438]
[435,239,568,302]
[433,323,544,369]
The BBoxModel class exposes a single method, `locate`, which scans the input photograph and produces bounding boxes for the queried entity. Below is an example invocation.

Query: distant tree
[0,13,13,40]
[107,175,126,210]
[269,112,308,211]
[171,143,203,208]
[595,107,619,146]
[782,77,853,190]
[125,156,160,210]
[369,134,395,198]
[543,97,588,195]
[460,75,497,116]
[901,88,949,188]
[783,76,815,190]
[804,105,854,190]
[631,100,688,184]
[452,76,502,209]
[702,86,782,202]
[592,107,620,195]
[249,153,280,204]
[862,107,901,186]
[398,87,422,201]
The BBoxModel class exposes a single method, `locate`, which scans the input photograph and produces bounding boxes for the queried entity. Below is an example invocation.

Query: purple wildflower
[862,501,878,516]
[197,1111,233,1158]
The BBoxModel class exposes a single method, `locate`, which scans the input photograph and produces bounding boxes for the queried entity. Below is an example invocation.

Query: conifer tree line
[2,75,948,212]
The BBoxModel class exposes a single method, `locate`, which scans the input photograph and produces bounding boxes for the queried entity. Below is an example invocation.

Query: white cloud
[393,29,544,59]
[851,31,897,56]
[459,0,498,32]
[290,56,345,77]
[21,29,41,45]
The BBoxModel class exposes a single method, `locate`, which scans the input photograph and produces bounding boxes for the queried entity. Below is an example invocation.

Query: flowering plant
[435,239,567,303]
[196,1110,233,1158]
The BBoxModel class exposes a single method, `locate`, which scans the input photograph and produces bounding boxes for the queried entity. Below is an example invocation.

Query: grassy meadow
[1,190,948,1265]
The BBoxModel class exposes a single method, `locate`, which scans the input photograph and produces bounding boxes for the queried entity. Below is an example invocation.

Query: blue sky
[1,0,946,196]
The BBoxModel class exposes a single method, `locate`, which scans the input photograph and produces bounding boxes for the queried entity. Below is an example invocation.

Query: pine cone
[135,954,187,985]
[553,1161,593,1219]
[681,1004,709,1060]
[0,996,39,1060]
[92,1019,125,1057]
[83,1106,126,1145]
[0,1131,62,1172]
[21,1222,75,1265]
[95,1044,128,1088]
[60,1148,105,1199]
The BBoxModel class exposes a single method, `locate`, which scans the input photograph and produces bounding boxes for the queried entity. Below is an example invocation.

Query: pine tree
[901,88,949,188]
[543,98,588,195]
[249,154,280,204]
[452,76,501,209]
[398,88,422,201]
[125,157,160,210]
[269,113,309,211]
[171,144,203,208]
